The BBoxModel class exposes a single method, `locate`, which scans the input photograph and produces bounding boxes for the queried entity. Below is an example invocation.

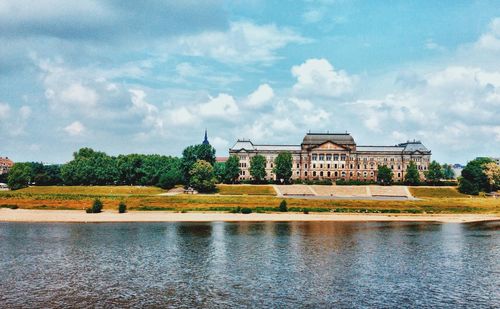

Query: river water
[0,221,499,308]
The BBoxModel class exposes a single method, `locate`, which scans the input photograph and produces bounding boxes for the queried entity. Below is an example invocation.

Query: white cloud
[129,89,164,133]
[173,21,308,64]
[245,84,274,108]
[211,136,229,153]
[289,97,314,110]
[0,102,10,119]
[59,83,98,107]
[303,9,323,24]
[169,106,196,126]
[292,58,354,97]
[64,121,85,136]
[474,18,500,51]
[199,93,239,118]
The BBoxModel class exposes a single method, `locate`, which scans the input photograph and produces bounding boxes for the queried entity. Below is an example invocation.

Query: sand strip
[1,209,498,223]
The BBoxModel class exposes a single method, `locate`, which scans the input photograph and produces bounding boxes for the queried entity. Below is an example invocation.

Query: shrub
[0,204,18,209]
[241,207,252,214]
[230,206,242,213]
[279,200,288,212]
[86,198,103,213]
[303,208,309,214]
[118,201,127,213]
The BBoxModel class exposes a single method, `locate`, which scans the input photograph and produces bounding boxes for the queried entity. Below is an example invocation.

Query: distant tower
[202,129,210,145]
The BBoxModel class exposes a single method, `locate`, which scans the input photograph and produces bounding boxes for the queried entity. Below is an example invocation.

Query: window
[319,154,324,161]
[398,173,401,177]
[327,164,330,169]
[305,164,308,169]
[312,154,317,161]
[327,171,331,177]
[350,164,353,169]
[333,154,339,161]
[341,164,345,169]
[297,171,299,175]
[349,172,353,176]
[320,164,323,169]
[305,171,308,176]
[341,171,346,177]
[320,171,323,177]
[313,164,316,169]
[363,172,367,177]
[391,165,394,169]
[313,171,316,177]
[334,164,337,169]
[341,154,346,161]
[364,164,367,169]
[334,171,338,177]
[326,154,332,161]
[296,164,299,168]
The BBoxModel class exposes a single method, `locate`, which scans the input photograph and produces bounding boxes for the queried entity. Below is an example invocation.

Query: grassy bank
[1,185,499,214]
[217,185,276,196]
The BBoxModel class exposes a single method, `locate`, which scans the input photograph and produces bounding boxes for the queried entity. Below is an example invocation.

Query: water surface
[0,221,499,308]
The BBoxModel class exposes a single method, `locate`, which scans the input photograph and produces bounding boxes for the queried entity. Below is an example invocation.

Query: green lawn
[216,185,276,196]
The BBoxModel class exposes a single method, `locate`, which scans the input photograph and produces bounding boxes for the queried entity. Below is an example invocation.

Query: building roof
[397,141,430,153]
[356,146,405,152]
[0,157,14,167]
[216,157,228,163]
[230,140,301,152]
[302,133,356,146]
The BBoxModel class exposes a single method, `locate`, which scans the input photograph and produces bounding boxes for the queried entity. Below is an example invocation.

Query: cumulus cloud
[292,58,354,97]
[245,84,274,108]
[474,18,500,51]
[199,93,239,119]
[173,21,308,64]
[64,121,85,136]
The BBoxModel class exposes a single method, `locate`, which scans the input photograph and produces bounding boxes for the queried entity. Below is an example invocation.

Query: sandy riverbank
[1,209,498,223]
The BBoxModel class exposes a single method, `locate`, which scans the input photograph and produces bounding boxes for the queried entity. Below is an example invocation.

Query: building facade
[0,157,14,175]
[229,132,431,182]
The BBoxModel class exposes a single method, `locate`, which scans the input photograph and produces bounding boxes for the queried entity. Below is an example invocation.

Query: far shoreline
[1,209,498,224]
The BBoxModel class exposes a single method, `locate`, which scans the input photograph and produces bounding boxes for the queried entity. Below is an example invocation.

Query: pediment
[313,141,349,151]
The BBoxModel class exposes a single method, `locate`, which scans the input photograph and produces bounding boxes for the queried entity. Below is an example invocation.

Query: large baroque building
[229,132,431,182]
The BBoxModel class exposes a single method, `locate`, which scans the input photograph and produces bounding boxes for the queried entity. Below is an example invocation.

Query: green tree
[404,161,420,185]
[425,160,443,184]
[250,155,267,183]
[273,152,292,184]
[181,144,216,184]
[442,164,455,180]
[214,162,226,183]
[376,165,393,185]
[86,198,103,213]
[223,155,240,184]
[483,162,500,192]
[61,148,118,185]
[458,157,494,194]
[116,154,144,185]
[157,168,182,189]
[189,160,217,193]
[7,163,32,190]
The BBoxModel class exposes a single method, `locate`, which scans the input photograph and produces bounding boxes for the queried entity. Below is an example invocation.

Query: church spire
[202,129,209,145]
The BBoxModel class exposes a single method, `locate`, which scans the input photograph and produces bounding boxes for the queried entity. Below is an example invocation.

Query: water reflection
[0,221,498,308]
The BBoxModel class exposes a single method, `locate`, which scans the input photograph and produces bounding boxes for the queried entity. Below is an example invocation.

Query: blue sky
[1,0,500,164]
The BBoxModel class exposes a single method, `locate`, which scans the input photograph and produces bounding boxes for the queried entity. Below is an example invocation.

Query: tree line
[6,145,497,195]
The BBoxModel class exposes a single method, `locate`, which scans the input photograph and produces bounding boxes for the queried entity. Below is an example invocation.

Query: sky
[1,0,500,164]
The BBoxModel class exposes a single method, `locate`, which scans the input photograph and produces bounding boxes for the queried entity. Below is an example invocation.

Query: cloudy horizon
[1,1,499,164]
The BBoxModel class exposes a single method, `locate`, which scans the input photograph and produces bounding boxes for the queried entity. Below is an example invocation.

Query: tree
[223,155,240,184]
[157,168,182,189]
[442,164,455,180]
[61,148,118,185]
[7,163,32,190]
[483,162,500,192]
[30,163,62,185]
[458,157,493,195]
[214,162,226,183]
[189,160,217,193]
[250,155,267,183]
[376,165,393,185]
[279,200,288,212]
[273,152,292,184]
[181,144,216,184]
[404,161,420,185]
[425,160,443,184]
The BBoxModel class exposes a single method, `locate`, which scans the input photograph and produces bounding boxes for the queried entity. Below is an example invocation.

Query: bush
[241,207,252,214]
[86,198,103,213]
[118,201,127,213]
[230,206,242,213]
[303,208,309,214]
[0,204,18,209]
[279,200,288,212]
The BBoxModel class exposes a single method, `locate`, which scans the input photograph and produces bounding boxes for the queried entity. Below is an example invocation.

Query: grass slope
[410,187,468,198]
[1,186,499,214]
[217,185,276,196]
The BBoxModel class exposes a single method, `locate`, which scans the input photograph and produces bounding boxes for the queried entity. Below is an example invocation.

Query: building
[0,157,14,175]
[229,132,431,182]
[202,129,210,145]
[490,157,500,165]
